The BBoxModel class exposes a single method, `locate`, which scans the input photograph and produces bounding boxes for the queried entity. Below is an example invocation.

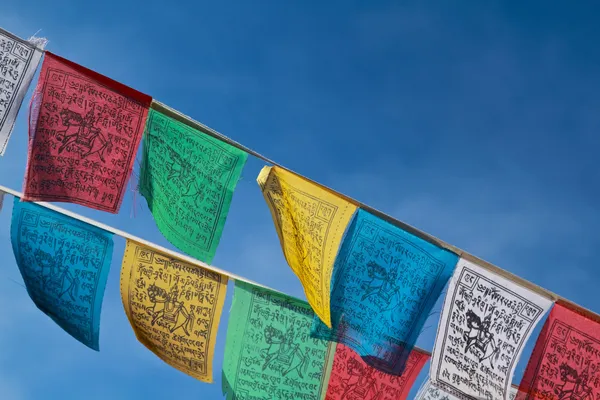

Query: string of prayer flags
[430,258,553,400]
[10,198,114,350]
[0,28,44,155]
[139,106,247,263]
[257,165,358,328]
[515,301,600,400]
[222,281,334,399]
[324,342,429,400]
[120,240,228,383]
[312,208,459,375]
[22,52,151,213]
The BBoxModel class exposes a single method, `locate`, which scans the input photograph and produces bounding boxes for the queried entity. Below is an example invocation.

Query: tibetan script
[10,198,114,350]
[431,258,552,400]
[222,281,334,400]
[0,28,43,155]
[23,52,151,213]
[120,240,227,382]
[324,342,429,400]
[516,302,600,400]
[415,380,461,400]
[312,208,458,375]
[257,166,357,328]
[417,381,518,400]
[139,107,247,263]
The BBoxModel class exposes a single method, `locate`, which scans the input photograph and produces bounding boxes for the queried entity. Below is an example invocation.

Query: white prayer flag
[415,379,519,400]
[430,258,553,400]
[415,380,461,400]
[0,28,45,155]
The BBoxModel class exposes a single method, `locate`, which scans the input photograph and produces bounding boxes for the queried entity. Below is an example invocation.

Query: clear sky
[1,1,600,399]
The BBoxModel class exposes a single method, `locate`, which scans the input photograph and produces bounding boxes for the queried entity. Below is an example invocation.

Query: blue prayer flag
[311,208,459,374]
[10,199,114,350]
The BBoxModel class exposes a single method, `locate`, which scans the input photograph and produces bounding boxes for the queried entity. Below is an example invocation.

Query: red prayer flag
[325,343,429,400]
[23,52,151,213]
[516,302,600,400]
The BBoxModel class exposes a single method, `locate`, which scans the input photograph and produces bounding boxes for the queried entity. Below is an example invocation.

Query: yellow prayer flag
[257,166,358,327]
[120,240,228,383]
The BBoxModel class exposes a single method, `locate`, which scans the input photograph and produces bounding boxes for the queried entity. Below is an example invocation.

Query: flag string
[0,184,432,356]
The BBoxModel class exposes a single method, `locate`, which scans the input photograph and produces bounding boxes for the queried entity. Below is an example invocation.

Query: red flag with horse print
[516,301,600,400]
[23,52,151,213]
[324,343,429,400]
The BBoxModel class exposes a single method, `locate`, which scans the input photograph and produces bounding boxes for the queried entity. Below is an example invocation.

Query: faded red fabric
[23,52,151,213]
[325,343,429,400]
[516,302,600,400]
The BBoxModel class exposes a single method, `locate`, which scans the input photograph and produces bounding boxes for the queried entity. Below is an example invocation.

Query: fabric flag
[324,342,429,400]
[139,107,247,263]
[22,52,151,213]
[430,258,553,400]
[415,380,461,400]
[10,198,114,350]
[0,189,5,211]
[120,240,227,383]
[257,166,357,328]
[416,380,519,400]
[515,302,600,400]
[312,208,458,375]
[222,281,335,399]
[0,28,44,155]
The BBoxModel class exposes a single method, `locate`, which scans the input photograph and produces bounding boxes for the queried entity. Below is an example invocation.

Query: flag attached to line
[516,302,600,400]
[0,28,44,155]
[222,281,334,399]
[140,107,247,263]
[257,166,357,327]
[10,198,114,350]
[430,258,552,400]
[23,52,151,213]
[120,240,228,383]
[312,208,458,375]
[324,343,429,400]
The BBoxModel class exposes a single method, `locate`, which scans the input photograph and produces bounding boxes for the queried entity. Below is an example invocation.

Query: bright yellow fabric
[257,166,357,327]
[120,239,228,383]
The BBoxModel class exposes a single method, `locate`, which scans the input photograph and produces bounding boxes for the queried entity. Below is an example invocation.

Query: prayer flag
[415,380,461,400]
[139,107,247,263]
[430,258,552,400]
[0,28,44,155]
[312,208,458,375]
[257,166,357,327]
[222,281,334,399]
[10,198,114,350]
[0,189,5,211]
[120,240,227,383]
[515,302,600,400]
[22,52,151,213]
[324,343,429,400]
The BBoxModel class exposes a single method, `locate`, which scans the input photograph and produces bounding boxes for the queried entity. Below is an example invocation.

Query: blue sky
[1,1,600,398]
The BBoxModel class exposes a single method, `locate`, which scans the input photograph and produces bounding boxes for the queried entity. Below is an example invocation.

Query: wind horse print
[516,302,600,400]
[139,106,248,263]
[311,208,458,375]
[9,198,114,350]
[323,342,429,400]
[430,258,552,400]
[120,240,228,383]
[22,52,151,213]
[257,165,358,328]
[0,27,44,155]
[222,281,335,400]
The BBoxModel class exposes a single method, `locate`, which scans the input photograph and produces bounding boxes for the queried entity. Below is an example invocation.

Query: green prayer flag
[222,281,334,400]
[140,108,247,263]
